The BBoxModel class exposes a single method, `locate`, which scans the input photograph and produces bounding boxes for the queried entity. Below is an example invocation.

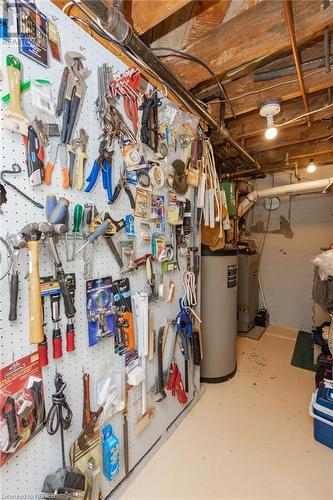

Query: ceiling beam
[257,138,333,164]
[163,0,333,89]
[222,66,333,118]
[245,120,333,153]
[121,0,192,35]
[225,91,332,139]
[181,0,231,46]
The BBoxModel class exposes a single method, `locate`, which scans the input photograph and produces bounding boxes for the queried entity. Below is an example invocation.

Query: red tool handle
[53,336,63,359]
[66,323,75,352]
[38,340,48,367]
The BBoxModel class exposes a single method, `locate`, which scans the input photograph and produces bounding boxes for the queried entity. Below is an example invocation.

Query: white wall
[244,164,333,332]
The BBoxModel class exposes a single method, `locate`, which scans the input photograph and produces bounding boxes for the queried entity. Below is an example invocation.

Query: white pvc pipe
[238,177,333,217]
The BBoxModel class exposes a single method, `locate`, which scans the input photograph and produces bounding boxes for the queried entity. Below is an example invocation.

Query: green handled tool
[67,204,83,262]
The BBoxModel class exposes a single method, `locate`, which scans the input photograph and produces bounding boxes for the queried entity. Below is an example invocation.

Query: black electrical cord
[151,47,235,118]
[45,373,73,467]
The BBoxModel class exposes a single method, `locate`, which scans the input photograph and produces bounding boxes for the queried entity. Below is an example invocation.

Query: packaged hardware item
[0,353,45,467]
[86,277,117,347]
[102,424,120,481]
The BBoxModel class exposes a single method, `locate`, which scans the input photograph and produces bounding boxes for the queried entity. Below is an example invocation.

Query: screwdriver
[75,219,111,256]
[68,204,83,261]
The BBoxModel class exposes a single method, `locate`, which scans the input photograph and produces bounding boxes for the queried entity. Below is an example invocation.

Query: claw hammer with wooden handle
[21,223,43,344]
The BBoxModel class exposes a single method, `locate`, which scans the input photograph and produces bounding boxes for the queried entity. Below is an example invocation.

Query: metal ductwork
[81,0,258,168]
[238,177,333,217]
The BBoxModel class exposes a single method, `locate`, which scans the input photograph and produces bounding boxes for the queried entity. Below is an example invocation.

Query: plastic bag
[311,250,333,280]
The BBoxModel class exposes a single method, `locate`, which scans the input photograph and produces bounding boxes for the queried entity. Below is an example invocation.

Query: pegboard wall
[0,1,201,496]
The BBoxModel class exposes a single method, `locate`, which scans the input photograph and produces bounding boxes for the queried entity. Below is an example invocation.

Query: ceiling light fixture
[306,158,316,173]
[260,99,281,140]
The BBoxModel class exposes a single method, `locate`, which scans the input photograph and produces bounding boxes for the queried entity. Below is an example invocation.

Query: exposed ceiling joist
[181,0,231,46]
[120,0,192,35]
[257,138,333,164]
[246,121,333,153]
[226,91,332,139]
[164,0,333,89]
[216,67,333,118]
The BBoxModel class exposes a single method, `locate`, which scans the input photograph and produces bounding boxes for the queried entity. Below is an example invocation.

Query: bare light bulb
[265,126,278,140]
[307,159,316,173]
[265,115,278,140]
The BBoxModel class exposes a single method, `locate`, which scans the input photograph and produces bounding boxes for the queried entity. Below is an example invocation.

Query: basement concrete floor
[121,326,333,500]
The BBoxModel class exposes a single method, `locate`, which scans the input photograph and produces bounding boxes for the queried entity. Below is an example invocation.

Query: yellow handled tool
[22,224,43,344]
[4,55,29,135]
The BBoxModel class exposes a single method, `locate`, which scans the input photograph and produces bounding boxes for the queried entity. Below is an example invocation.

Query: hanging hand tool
[78,373,103,451]
[7,233,26,322]
[56,66,69,117]
[44,141,58,185]
[75,219,111,256]
[111,166,135,209]
[88,211,125,268]
[139,91,162,152]
[155,327,167,402]
[46,195,70,225]
[0,164,44,209]
[39,222,76,319]
[176,300,192,393]
[23,126,44,186]
[21,223,43,344]
[3,55,29,135]
[68,128,88,189]
[58,143,69,189]
[85,144,113,202]
[60,52,90,144]
[132,293,153,436]
[67,203,83,262]
[166,362,187,405]
[38,297,49,367]
[146,256,158,302]
[66,288,76,353]
[50,293,62,359]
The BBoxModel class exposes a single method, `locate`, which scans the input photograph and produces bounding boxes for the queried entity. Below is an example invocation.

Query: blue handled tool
[85,146,113,202]
[75,219,111,256]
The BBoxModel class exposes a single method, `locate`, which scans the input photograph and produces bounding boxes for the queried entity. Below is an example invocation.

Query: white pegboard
[0,1,200,497]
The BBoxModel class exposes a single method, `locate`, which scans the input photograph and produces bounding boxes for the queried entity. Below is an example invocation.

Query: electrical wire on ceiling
[231,102,333,139]
[208,68,324,105]
[277,102,333,126]
[66,2,232,130]
[150,47,235,118]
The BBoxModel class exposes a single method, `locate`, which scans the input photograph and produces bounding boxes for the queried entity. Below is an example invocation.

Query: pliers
[85,145,113,202]
[111,166,135,209]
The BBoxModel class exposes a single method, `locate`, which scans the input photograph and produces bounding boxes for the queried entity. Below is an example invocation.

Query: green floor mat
[291,331,316,372]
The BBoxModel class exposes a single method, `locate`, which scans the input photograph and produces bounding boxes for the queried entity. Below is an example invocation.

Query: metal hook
[0,164,44,209]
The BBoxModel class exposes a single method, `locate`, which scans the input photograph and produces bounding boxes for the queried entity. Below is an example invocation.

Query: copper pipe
[283,0,310,126]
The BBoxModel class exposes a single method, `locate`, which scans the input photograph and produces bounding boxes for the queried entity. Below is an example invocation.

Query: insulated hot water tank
[200,247,238,382]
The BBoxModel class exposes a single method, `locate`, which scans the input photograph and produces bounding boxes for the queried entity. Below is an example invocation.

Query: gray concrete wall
[244,164,333,332]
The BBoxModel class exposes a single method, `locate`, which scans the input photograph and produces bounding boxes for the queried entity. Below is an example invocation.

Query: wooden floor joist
[164,0,333,89]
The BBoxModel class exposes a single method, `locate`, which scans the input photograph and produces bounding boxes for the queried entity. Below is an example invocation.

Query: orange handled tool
[44,141,58,185]
[21,224,43,344]
[58,143,69,189]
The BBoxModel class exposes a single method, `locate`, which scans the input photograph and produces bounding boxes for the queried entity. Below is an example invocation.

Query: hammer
[21,223,43,344]
[39,223,76,351]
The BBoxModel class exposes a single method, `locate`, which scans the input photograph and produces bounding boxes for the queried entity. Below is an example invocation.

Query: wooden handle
[82,373,92,431]
[28,240,43,344]
[75,152,87,190]
[7,56,21,113]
